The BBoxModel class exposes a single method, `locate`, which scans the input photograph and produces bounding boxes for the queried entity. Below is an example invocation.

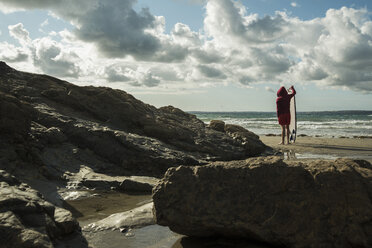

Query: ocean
[191,111,372,138]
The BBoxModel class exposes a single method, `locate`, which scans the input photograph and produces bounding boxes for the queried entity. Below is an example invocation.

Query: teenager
[276,85,296,145]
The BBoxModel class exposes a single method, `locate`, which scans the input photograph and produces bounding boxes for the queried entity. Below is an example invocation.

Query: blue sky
[0,0,372,111]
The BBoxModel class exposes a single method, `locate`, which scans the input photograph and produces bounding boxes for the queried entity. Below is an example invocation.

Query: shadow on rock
[172,236,275,248]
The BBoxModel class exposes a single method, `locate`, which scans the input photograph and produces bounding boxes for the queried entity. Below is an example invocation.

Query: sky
[0,0,372,112]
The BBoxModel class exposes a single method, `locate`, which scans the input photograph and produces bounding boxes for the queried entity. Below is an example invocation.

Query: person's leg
[279,125,285,144]
[285,125,290,144]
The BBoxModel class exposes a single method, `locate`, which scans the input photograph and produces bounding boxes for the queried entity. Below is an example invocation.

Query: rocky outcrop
[0,170,87,248]
[0,62,268,178]
[0,62,269,247]
[153,157,372,248]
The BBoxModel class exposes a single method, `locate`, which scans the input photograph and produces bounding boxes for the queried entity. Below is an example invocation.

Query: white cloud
[204,0,290,46]
[291,2,298,8]
[291,7,372,91]
[0,0,170,60]
[104,63,163,87]
[8,23,31,44]
[0,42,29,62]
[1,0,372,93]
[197,64,226,79]
[32,37,81,78]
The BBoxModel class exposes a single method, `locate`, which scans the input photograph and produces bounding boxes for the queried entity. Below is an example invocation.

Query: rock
[0,211,53,248]
[225,124,259,140]
[118,179,154,193]
[153,157,372,248]
[0,170,86,247]
[83,202,154,232]
[208,120,225,132]
[0,91,34,142]
[0,62,268,179]
[53,207,79,234]
[81,179,120,191]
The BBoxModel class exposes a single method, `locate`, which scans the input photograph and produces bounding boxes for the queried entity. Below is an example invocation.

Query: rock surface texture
[0,61,268,178]
[0,170,86,248]
[153,157,372,248]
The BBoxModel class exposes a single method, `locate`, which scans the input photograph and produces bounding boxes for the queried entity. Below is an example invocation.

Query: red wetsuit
[276,86,296,125]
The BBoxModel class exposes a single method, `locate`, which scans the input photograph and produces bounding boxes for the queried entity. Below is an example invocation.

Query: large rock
[0,62,268,178]
[153,157,372,248]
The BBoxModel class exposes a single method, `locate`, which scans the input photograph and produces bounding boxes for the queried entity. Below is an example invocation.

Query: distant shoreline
[191,111,372,139]
[189,110,372,114]
[263,133,372,139]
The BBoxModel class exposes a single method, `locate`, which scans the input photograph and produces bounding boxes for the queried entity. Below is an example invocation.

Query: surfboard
[289,94,297,143]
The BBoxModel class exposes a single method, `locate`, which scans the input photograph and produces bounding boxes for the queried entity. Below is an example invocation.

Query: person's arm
[289,85,296,96]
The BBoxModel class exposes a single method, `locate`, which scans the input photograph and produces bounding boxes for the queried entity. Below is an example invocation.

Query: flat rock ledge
[153,157,372,248]
[83,202,154,233]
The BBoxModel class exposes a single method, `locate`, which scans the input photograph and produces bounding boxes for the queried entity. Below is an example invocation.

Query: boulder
[0,170,86,247]
[53,207,79,234]
[153,157,372,248]
[208,120,225,132]
[225,124,259,140]
[118,179,154,193]
[0,211,52,248]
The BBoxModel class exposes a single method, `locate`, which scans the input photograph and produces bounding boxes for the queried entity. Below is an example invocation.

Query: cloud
[32,37,81,78]
[73,0,161,59]
[290,7,372,91]
[104,64,161,87]
[105,65,131,83]
[0,42,29,62]
[172,23,201,47]
[8,23,31,44]
[3,23,82,77]
[291,2,298,8]
[129,70,161,87]
[203,1,372,92]
[197,64,226,79]
[172,0,206,4]
[1,0,372,94]
[204,0,290,46]
[0,0,188,62]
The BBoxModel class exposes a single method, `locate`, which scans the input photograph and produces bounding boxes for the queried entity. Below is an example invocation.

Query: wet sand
[260,136,372,163]
[65,136,372,248]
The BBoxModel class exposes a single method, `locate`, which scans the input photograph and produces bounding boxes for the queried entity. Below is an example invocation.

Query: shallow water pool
[64,190,152,227]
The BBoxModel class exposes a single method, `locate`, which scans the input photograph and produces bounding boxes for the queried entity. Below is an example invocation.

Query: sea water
[191,111,372,138]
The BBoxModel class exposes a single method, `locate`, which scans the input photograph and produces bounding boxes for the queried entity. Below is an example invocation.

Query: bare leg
[285,125,290,144]
[279,125,285,144]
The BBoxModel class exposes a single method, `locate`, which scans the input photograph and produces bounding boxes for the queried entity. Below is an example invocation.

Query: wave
[195,112,372,137]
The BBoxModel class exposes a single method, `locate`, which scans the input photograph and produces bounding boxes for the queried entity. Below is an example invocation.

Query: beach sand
[260,136,372,163]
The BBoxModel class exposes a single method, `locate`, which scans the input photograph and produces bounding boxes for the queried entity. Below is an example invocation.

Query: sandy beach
[260,135,372,163]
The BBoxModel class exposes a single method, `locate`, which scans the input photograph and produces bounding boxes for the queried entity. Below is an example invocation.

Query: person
[276,85,296,145]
